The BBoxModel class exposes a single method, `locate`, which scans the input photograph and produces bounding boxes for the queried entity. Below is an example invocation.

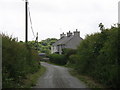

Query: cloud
[0,0,119,41]
[118,1,120,24]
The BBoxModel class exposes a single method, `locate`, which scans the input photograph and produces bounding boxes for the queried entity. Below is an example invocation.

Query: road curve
[34,62,87,88]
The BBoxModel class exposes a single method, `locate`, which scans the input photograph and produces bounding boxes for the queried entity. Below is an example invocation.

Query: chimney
[67,31,72,37]
[74,29,80,36]
[60,32,66,39]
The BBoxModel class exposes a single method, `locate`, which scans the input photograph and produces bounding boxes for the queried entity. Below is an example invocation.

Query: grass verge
[69,69,106,89]
[22,66,46,88]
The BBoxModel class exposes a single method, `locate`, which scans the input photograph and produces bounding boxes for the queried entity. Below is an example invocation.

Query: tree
[99,23,105,32]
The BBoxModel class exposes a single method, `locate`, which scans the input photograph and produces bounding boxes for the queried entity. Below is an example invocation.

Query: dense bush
[69,55,79,64]
[2,34,40,88]
[48,54,66,65]
[49,49,77,65]
[62,48,77,57]
[62,48,77,65]
[75,26,119,88]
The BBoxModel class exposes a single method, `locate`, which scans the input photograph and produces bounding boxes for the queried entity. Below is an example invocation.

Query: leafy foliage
[2,34,40,88]
[48,54,66,65]
[74,25,119,88]
[61,24,119,88]
[62,48,77,64]
[69,54,79,65]
[28,38,57,54]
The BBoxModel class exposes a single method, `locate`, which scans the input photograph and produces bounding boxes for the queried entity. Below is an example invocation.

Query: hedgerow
[75,26,119,88]
[2,34,40,88]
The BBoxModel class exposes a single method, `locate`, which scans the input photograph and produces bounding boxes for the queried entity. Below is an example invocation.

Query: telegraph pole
[25,0,28,43]
[36,32,38,51]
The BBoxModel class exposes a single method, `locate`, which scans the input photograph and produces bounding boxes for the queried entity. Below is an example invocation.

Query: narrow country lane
[34,62,87,88]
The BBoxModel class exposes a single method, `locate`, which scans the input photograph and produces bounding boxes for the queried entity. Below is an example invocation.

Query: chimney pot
[67,31,72,37]
[60,32,66,38]
[74,29,80,36]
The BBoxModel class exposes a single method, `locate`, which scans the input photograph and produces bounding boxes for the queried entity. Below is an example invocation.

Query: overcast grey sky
[118,1,120,24]
[0,0,119,41]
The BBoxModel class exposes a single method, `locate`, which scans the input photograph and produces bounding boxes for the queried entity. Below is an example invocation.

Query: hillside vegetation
[2,34,41,88]
[28,38,57,54]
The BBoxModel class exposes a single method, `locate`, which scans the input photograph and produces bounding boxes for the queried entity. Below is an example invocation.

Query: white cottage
[51,29,83,54]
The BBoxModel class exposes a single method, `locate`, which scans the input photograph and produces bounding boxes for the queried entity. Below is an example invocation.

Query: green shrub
[62,48,77,65]
[69,55,79,64]
[95,27,119,88]
[48,54,66,65]
[2,34,40,88]
[62,48,77,58]
[75,26,119,88]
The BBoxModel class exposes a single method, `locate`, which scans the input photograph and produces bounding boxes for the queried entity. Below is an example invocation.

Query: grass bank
[22,65,46,88]
[69,69,106,89]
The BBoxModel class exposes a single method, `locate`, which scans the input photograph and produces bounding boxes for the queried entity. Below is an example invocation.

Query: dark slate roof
[52,35,74,46]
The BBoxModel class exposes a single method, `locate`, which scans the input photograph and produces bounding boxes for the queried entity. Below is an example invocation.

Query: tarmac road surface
[34,62,87,88]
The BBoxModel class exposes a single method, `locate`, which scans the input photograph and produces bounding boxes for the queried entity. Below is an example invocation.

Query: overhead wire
[22,0,37,41]
[28,6,36,39]
[27,1,39,50]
